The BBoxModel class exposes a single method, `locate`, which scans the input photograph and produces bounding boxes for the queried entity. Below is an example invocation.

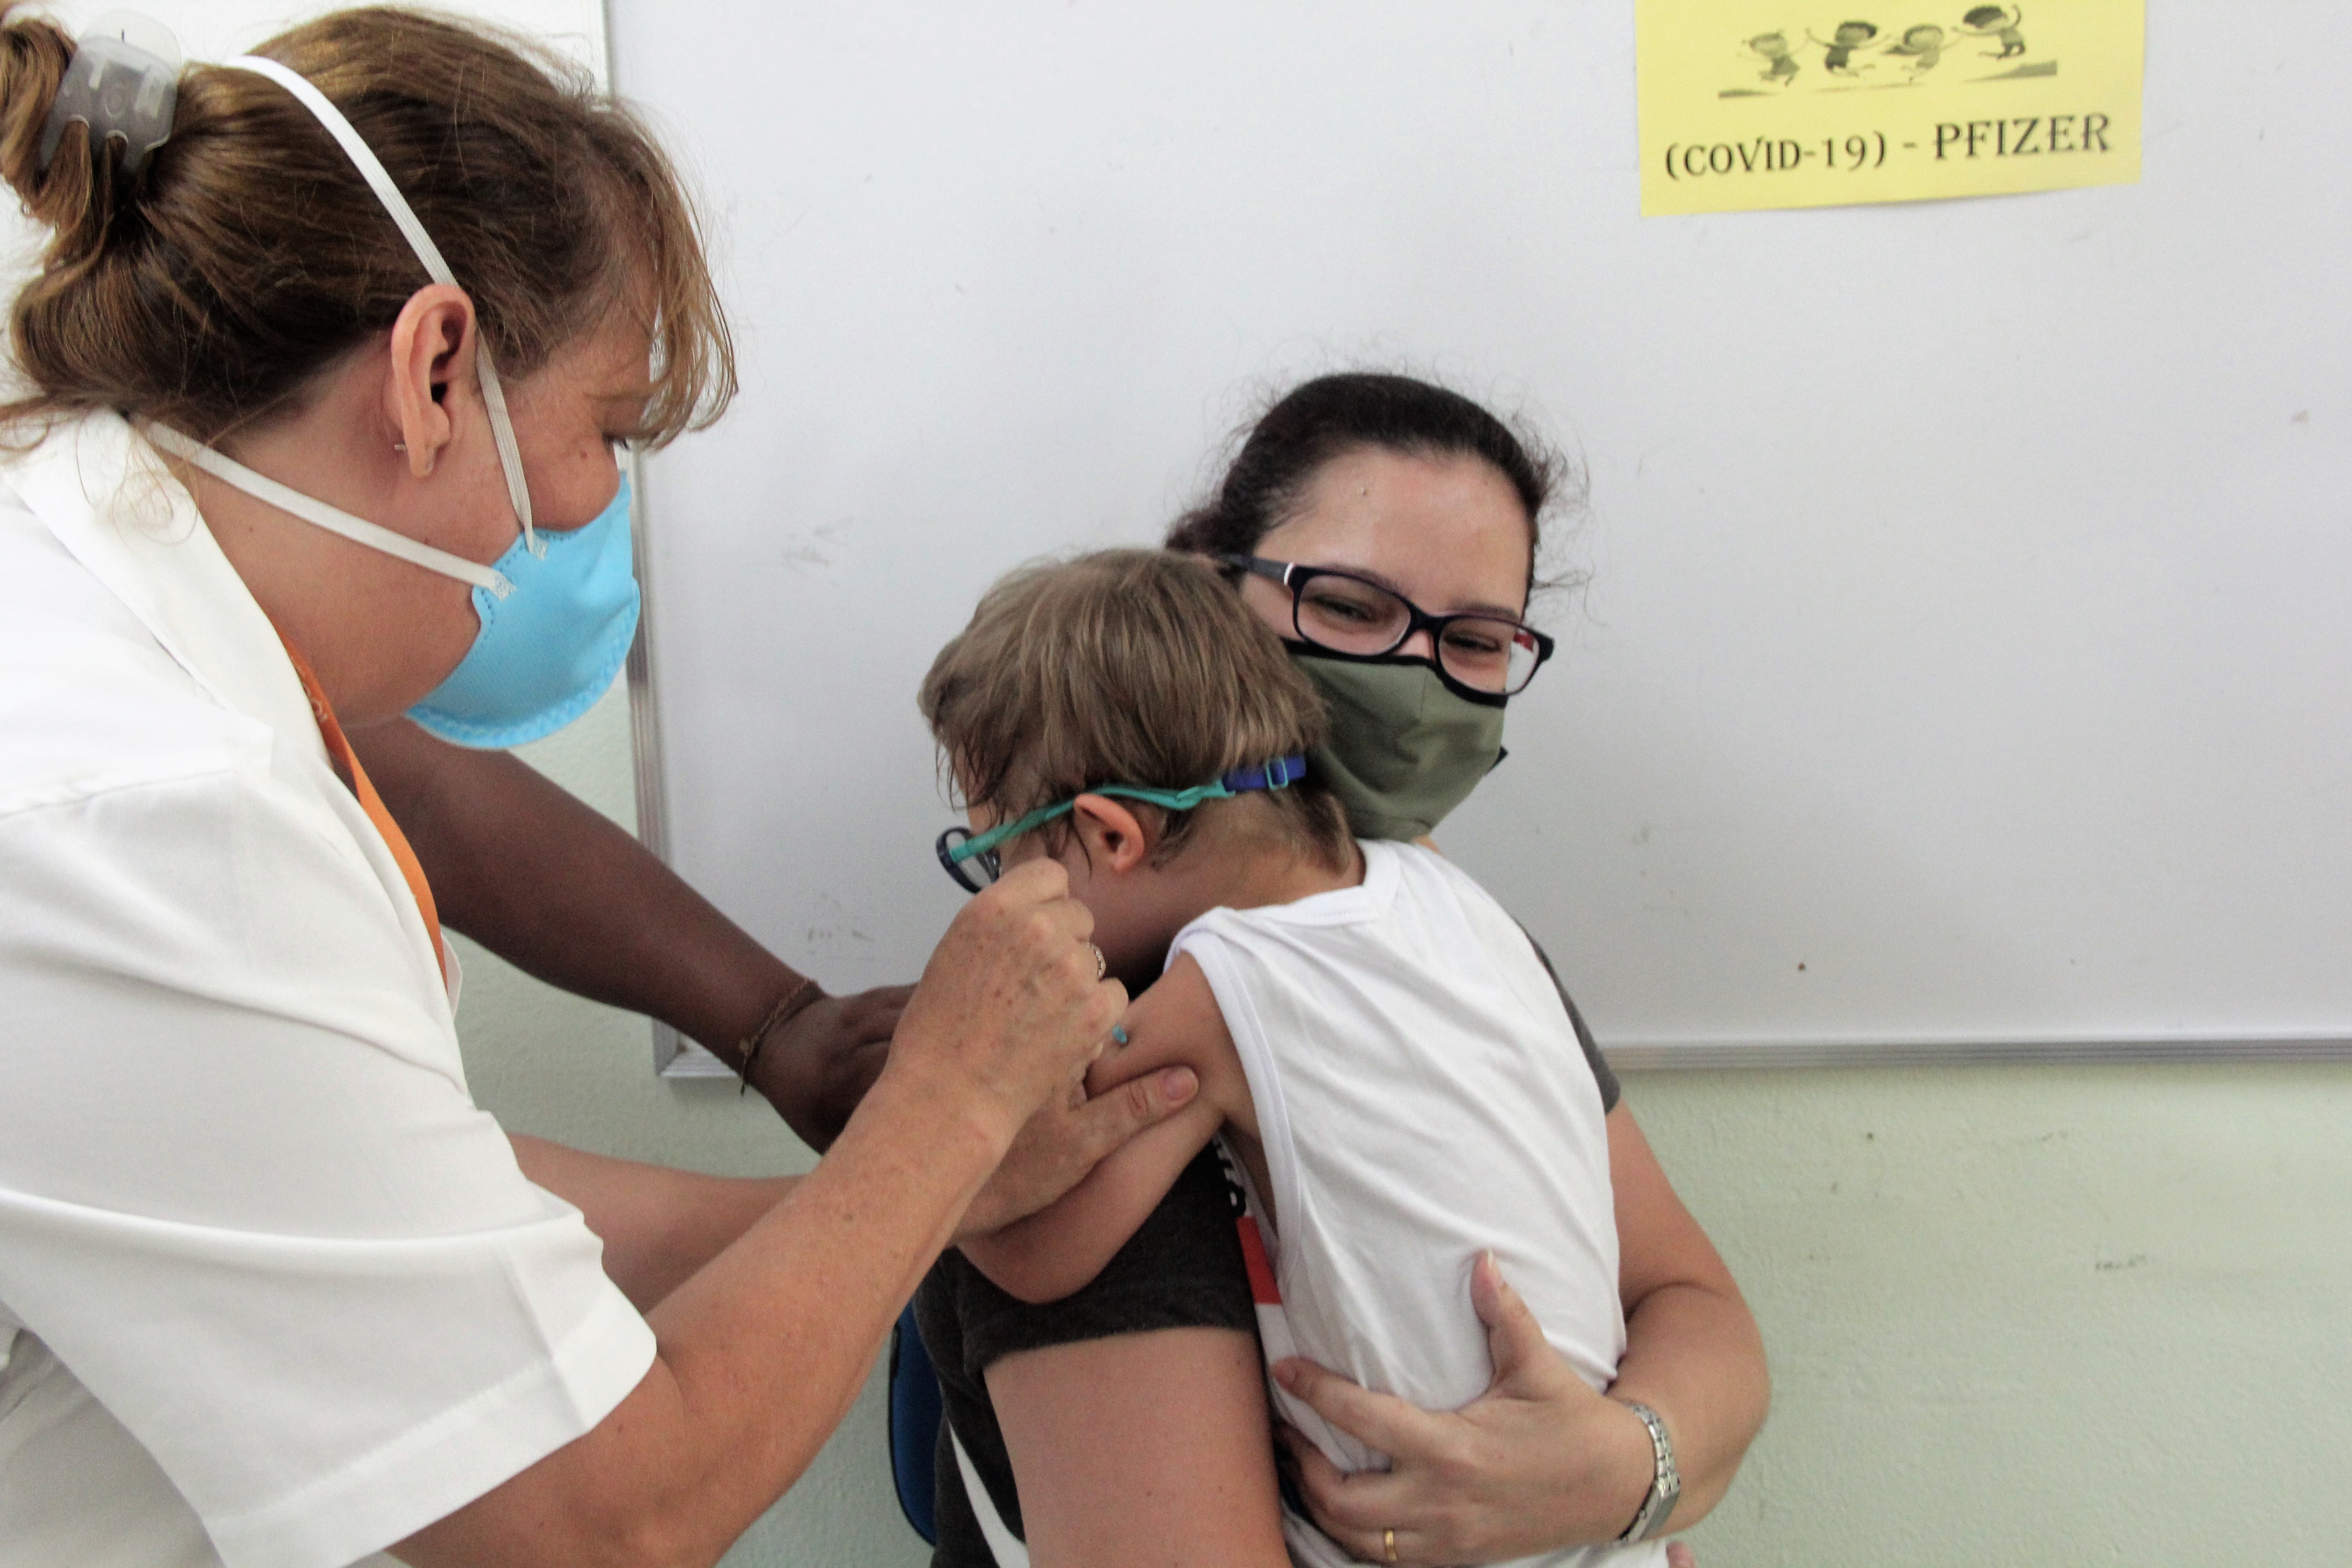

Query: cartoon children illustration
[1957,5,2027,58]
[1808,21,1885,76]
[1741,30,1801,86]
[1883,23,1948,72]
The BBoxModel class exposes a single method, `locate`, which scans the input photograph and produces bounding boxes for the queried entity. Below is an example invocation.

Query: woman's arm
[987,1328,1290,1568]
[392,861,1123,1568]
[350,717,897,1149]
[508,1135,793,1313]
[1271,1103,1768,1564]
[1603,1104,1770,1529]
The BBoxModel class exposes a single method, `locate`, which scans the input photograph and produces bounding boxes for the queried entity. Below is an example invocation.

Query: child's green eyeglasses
[935,755,1307,895]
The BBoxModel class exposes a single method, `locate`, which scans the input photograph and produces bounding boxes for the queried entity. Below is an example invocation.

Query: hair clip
[39,10,182,178]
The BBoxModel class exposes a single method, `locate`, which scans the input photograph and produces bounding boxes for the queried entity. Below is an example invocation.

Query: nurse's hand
[956,1061,1200,1240]
[882,858,1128,1156]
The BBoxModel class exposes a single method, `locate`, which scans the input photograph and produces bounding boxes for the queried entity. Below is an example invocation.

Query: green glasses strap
[945,779,1238,867]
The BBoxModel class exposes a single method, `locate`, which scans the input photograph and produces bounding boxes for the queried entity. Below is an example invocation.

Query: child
[922,549,1661,1568]
[1958,5,2027,59]
[1742,31,1800,87]
[1811,20,1883,74]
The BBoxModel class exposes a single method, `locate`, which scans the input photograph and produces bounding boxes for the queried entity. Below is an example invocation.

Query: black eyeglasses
[1218,556,1555,697]
[936,826,1003,894]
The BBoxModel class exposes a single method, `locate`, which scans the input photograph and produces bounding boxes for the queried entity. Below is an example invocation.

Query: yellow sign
[1636,3,2144,216]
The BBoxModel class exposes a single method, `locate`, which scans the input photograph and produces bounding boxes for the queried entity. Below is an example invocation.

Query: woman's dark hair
[1164,372,1568,598]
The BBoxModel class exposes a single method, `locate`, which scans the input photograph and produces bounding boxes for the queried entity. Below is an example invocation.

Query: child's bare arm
[961,1099,1225,1303]
[961,955,1249,1303]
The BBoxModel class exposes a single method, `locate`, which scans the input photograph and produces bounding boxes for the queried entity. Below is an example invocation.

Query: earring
[393,442,407,453]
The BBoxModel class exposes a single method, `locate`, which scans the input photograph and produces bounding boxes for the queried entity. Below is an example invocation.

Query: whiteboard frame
[627,456,735,1078]
[1599,1034,2352,1071]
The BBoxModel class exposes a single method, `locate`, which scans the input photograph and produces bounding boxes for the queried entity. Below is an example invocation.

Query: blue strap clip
[1220,755,1305,794]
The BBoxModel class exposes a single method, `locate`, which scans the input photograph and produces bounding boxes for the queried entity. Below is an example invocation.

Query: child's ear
[1069,794,1152,873]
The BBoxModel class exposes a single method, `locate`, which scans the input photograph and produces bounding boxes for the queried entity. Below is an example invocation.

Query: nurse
[0,9,1180,1566]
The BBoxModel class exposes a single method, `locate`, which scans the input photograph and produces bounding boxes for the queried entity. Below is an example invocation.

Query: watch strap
[1614,1400,1681,1544]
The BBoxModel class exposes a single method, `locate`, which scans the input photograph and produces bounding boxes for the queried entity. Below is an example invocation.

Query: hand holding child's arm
[960,955,1249,1303]
[1269,1107,1766,1563]
[959,1098,1225,1302]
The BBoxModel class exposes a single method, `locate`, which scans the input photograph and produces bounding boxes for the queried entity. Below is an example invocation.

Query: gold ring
[1087,941,1106,982]
[1383,1527,1398,1563]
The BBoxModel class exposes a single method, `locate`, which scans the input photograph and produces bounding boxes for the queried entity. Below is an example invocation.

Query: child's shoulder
[1371,843,1568,1002]
[1178,838,1394,945]
[1380,838,1524,921]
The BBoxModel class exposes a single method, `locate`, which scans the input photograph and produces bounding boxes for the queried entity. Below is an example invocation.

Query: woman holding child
[918,376,1769,1568]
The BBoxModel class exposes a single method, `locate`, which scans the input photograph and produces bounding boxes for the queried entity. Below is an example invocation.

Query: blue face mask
[404,475,641,748]
[142,53,641,751]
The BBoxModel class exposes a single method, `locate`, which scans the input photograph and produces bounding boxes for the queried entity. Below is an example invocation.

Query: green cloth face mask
[1291,645,1508,840]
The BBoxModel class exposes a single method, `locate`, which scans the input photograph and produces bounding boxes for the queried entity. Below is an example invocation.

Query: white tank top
[1171,840,1663,1568]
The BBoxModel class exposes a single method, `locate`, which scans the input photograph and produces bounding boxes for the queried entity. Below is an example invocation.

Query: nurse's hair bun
[0,5,734,450]
[0,5,104,238]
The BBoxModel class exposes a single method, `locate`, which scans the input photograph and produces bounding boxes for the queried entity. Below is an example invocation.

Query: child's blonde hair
[920,549,1352,867]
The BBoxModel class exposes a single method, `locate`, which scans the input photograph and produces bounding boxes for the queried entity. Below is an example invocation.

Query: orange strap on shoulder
[274,632,449,993]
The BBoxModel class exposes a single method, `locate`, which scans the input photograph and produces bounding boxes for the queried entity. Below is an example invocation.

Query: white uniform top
[1171,840,1663,1568]
[0,413,655,1568]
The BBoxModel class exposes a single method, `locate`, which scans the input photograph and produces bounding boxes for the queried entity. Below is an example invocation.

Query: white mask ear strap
[469,352,535,548]
[221,53,537,549]
[144,422,514,597]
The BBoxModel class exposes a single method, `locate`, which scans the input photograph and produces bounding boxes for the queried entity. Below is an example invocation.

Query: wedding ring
[1383,1527,1398,1563]
[1087,941,1106,982]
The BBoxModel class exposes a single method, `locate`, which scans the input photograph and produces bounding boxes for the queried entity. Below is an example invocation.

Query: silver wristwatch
[1614,1400,1681,1544]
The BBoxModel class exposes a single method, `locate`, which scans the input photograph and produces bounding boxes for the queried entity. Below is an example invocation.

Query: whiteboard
[609,0,2352,1068]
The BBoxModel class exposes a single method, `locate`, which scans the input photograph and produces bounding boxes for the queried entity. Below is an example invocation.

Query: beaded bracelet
[737,976,823,1097]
